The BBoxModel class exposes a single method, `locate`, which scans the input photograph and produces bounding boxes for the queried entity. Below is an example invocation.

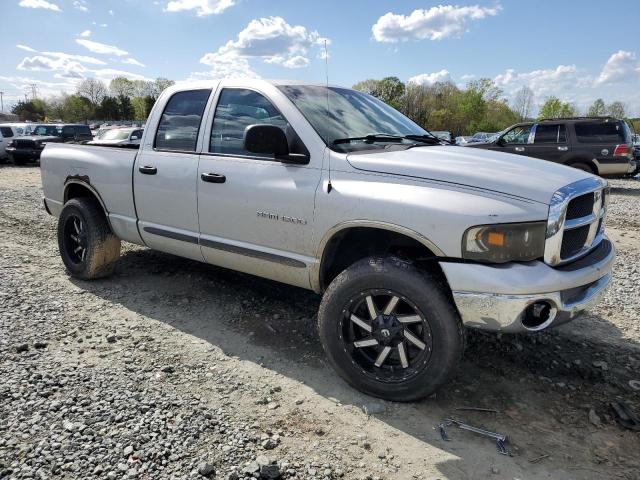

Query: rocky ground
[0,166,639,480]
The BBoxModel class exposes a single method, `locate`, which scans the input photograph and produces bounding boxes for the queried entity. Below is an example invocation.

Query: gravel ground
[1,166,639,480]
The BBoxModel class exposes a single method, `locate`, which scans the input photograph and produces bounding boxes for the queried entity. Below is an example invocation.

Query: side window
[155,89,211,152]
[501,125,532,144]
[534,124,566,143]
[575,122,624,143]
[0,127,13,138]
[210,88,288,157]
[61,126,75,139]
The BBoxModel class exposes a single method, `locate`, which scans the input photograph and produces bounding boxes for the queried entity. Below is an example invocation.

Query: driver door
[497,124,533,156]
[196,87,321,288]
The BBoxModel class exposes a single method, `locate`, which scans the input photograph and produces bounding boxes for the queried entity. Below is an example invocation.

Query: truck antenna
[324,39,332,193]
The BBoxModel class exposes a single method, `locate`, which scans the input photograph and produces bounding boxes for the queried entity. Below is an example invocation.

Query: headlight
[462,222,546,263]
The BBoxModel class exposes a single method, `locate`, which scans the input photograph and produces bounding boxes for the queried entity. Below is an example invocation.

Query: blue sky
[2,0,640,115]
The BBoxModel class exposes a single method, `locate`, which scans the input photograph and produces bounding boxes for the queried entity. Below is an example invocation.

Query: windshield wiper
[332,133,441,146]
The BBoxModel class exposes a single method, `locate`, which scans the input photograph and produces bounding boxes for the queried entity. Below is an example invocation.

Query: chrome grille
[14,139,35,148]
[544,177,608,266]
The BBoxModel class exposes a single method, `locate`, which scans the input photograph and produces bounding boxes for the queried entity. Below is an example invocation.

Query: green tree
[537,96,577,119]
[62,95,92,122]
[96,96,120,120]
[587,98,606,117]
[11,99,47,121]
[352,79,380,96]
[118,94,133,119]
[110,77,135,98]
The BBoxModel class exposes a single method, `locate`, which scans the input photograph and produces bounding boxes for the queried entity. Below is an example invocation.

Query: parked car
[467,132,496,143]
[455,136,472,145]
[7,124,93,165]
[466,117,635,177]
[41,79,614,401]
[87,127,144,146]
[430,131,454,143]
[0,125,16,162]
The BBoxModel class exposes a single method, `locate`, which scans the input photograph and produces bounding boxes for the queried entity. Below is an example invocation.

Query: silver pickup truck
[41,79,615,401]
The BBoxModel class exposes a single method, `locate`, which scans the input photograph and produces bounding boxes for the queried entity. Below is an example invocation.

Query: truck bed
[41,143,141,244]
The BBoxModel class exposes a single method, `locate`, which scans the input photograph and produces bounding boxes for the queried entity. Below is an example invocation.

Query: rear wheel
[57,198,121,279]
[318,257,464,401]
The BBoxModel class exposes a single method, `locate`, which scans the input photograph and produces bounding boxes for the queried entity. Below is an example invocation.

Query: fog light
[522,301,557,330]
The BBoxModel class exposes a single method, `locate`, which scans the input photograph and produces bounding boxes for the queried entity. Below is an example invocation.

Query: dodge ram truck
[41,79,615,401]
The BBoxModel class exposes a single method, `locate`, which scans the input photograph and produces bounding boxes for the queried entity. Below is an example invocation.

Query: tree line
[352,76,636,136]
[10,75,638,134]
[11,77,175,123]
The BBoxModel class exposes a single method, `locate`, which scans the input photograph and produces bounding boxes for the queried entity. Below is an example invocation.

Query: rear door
[196,86,321,288]
[134,88,211,261]
[525,123,570,163]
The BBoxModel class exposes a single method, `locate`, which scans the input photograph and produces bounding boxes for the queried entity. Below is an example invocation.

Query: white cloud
[199,16,328,73]
[73,0,88,12]
[165,0,235,17]
[79,30,92,38]
[76,39,128,56]
[196,51,259,78]
[41,51,106,65]
[18,0,61,12]
[408,69,452,86]
[92,69,152,82]
[596,50,640,84]
[17,55,88,79]
[16,44,37,52]
[372,4,501,43]
[122,58,146,68]
[108,9,114,15]
[493,64,586,98]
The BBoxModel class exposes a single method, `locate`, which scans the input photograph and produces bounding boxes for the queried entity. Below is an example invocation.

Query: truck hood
[346,145,590,204]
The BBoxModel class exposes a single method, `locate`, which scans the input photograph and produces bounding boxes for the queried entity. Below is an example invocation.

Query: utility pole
[29,83,39,100]
[0,91,3,113]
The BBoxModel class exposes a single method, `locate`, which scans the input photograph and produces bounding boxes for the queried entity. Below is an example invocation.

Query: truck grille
[544,177,608,266]
[14,139,35,148]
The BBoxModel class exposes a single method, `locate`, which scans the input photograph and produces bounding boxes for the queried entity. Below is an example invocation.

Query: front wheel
[318,257,464,401]
[57,198,121,280]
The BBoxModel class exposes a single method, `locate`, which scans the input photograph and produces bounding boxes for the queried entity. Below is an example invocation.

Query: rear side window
[575,122,625,143]
[155,89,211,152]
[77,126,92,136]
[0,127,13,138]
[534,124,566,143]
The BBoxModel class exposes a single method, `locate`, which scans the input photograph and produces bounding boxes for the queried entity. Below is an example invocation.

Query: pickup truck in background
[41,79,615,401]
[7,123,93,165]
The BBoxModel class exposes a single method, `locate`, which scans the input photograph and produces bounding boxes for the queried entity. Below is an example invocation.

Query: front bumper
[6,147,44,160]
[440,238,615,333]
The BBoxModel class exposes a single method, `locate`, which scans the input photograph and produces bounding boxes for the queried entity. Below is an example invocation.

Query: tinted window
[61,126,75,137]
[502,125,532,144]
[155,89,211,152]
[77,126,92,136]
[534,124,566,143]
[210,89,288,157]
[0,127,13,138]
[34,125,60,136]
[575,122,625,143]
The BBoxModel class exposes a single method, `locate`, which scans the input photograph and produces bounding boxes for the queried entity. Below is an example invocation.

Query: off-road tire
[57,198,121,280]
[318,256,464,402]
[13,157,27,166]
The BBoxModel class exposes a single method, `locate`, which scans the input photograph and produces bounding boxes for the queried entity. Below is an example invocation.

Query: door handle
[201,173,226,184]
[514,146,525,152]
[557,146,568,151]
[139,165,157,175]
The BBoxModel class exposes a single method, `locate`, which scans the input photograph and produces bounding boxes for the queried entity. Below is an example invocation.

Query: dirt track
[1,166,639,480]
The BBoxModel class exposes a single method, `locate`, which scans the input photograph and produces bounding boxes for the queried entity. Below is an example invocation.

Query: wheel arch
[312,221,445,293]
[63,178,112,227]
[564,155,598,174]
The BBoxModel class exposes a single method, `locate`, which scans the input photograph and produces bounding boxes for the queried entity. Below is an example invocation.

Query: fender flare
[309,220,445,293]
[63,176,113,229]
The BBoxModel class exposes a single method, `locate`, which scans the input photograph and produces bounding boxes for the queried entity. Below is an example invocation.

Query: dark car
[466,117,635,177]
[6,124,93,165]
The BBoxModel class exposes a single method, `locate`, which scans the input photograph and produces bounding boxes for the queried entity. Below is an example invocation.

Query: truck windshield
[278,85,429,152]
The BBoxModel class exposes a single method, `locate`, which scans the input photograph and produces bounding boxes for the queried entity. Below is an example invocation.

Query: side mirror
[244,124,308,164]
